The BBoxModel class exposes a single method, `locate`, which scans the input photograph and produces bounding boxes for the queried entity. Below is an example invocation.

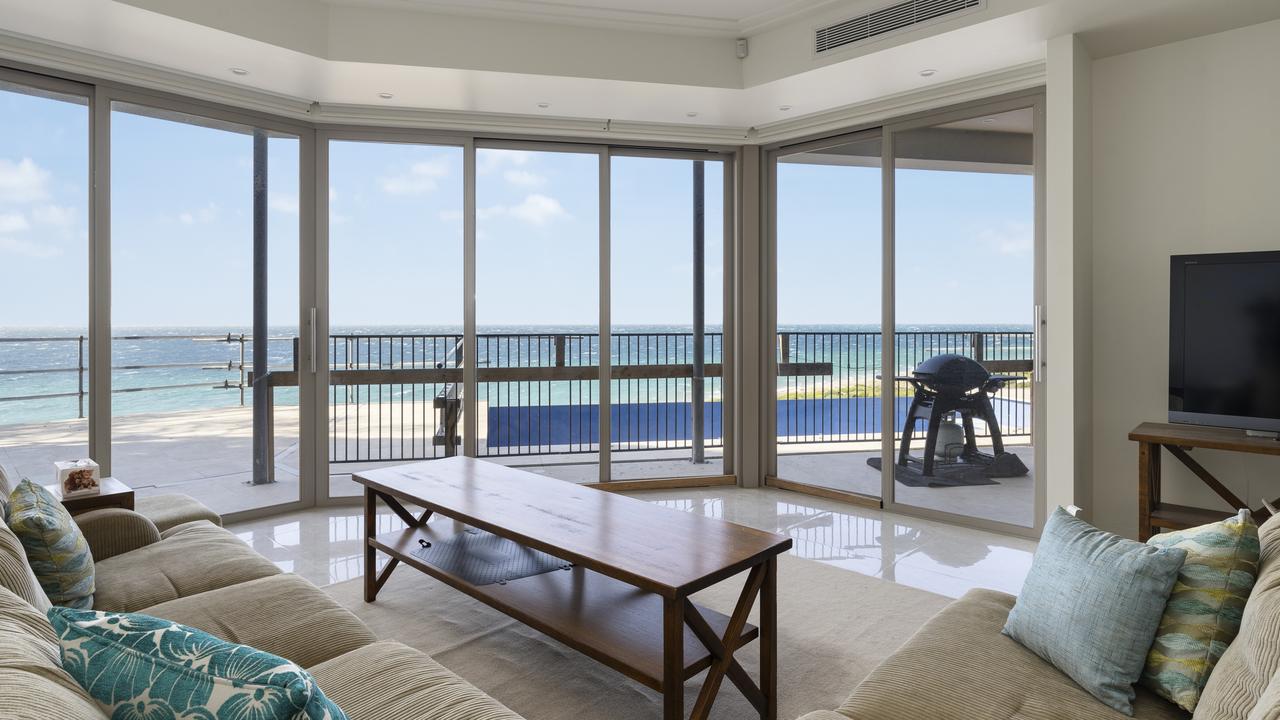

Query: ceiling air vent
[815,0,983,54]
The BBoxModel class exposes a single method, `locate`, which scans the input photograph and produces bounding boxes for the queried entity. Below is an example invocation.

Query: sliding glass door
[325,139,464,498]
[769,94,1045,534]
[0,74,91,483]
[110,102,306,516]
[610,154,728,481]
[771,133,883,500]
[889,105,1041,529]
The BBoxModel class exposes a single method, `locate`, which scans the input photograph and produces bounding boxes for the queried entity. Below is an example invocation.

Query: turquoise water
[0,324,1032,426]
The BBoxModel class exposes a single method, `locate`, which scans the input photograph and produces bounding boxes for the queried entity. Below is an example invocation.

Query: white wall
[1090,19,1280,536]
[1045,34,1092,522]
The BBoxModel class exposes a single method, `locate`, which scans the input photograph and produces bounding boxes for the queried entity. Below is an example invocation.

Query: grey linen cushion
[1004,507,1187,716]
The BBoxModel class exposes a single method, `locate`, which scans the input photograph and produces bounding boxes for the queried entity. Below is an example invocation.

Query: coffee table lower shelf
[369,523,758,692]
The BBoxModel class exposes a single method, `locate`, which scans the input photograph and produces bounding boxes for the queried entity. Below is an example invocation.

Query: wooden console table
[1130,422,1280,541]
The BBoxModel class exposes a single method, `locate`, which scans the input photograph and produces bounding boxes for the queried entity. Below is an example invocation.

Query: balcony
[0,327,1031,523]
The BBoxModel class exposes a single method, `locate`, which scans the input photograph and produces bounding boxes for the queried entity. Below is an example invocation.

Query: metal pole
[251,129,272,485]
[692,161,706,464]
[77,335,85,419]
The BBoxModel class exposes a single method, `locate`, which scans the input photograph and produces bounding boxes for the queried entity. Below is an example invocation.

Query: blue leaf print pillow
[48,607,348,720]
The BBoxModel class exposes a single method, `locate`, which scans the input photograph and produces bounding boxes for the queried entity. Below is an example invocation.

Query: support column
[251,129,272,485]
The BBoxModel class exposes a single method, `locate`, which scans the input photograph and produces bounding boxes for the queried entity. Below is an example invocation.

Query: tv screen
[1170,251,1280,434]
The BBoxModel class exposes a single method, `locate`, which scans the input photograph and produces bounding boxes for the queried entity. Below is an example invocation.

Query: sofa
[799,511,1280,720]
[0,472,526,720]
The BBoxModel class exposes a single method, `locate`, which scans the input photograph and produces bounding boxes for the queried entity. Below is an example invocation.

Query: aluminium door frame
[879,90,1047,538]
[87,83,318,525]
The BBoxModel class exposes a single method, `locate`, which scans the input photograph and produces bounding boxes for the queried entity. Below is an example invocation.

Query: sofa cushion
[92,520,280,612]
[0,518,50,611]
[141,574,377,668]
[1142,509,1260,712]
[7,479,95,608]
[310,640,525,720]
[838,589,1187,720]
[0,585,104,719]
[1004,507,1186,715]
[48,607,347,720]
[134,493,221,532]
[1195,512,1280,719]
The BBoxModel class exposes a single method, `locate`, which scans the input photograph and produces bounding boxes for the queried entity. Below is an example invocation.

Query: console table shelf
[1130,422,1280,541]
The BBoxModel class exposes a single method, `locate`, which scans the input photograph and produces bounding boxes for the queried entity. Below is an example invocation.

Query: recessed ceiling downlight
[686,111,699,118]
[537,102,551,109]
[378,92,394,100]
[778,105,793,112]
[919,68,938,77]
[229,67,249,76]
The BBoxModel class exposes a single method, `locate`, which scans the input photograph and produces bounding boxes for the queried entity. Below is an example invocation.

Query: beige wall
[1090,19,1280,536]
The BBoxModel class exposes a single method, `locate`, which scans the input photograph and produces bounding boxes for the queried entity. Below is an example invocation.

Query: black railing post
[77,335,85,419]
[692,160,706,464]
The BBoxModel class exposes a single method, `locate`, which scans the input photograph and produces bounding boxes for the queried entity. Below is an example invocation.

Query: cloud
[0,158,51,204]
[269,193,299,215]
[179,203,218,226]
[31,204,75,230]
[978,221,1032,256]
[0,236,62,259]
[0,212,30,234]
[438,209,463,222]
[507,194,569,226]
[503,170,545,188]
[380,159,450,196]
[478,150,530,174]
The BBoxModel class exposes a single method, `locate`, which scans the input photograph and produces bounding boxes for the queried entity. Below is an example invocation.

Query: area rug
[326,553,950,719]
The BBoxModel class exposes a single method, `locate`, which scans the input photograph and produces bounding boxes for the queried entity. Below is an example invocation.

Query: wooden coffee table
[356,457,792,720]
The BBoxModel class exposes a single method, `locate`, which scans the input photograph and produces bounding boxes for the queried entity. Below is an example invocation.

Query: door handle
[1033,304,1044,383]
[309,307,317,374]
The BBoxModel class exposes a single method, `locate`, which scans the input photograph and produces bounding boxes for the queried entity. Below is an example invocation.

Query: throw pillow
[1143,509,1260,712]
[0,519,52,611]
[7,479,94,608]
[1003,507,1187,716]
[48,607,348,720]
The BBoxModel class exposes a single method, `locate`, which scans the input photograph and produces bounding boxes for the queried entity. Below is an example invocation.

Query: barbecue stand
[894,354,1029,478]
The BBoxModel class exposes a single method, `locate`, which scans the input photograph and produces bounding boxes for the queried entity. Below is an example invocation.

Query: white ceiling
[321,0,826,35]
[0,0,1278,132]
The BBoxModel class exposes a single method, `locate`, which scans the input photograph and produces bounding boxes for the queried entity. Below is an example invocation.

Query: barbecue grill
[895,354,1028,478]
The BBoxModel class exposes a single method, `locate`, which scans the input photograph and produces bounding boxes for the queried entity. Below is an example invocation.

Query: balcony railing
[1,329,1033,466]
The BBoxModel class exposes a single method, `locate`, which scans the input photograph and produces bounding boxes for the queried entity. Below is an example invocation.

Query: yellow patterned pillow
[1142,509,1259,712]
[7,480,95,609]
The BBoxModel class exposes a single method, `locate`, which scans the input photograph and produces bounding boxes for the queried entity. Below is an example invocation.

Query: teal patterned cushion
[1003,507,1187,716]
[1141,509,1260,712]
[48,607,348,720]
[8,478,94,608]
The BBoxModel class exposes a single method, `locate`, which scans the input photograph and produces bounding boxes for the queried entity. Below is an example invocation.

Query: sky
[0,82,1033,332]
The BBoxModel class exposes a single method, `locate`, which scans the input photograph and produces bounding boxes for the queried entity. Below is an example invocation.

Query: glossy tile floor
[225,486,1037,599]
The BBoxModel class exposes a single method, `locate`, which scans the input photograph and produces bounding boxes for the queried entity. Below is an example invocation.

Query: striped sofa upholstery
[800,512,1280,720]
[0,496,528,720]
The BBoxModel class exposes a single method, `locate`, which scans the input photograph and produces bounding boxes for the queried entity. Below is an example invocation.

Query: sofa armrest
[75,508,162,561]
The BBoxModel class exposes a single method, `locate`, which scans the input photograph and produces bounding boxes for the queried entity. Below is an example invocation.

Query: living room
[2,1,1280,719]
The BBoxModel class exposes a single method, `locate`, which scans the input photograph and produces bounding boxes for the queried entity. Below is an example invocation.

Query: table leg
[761,556,777,720]
[364,486,377,602]
[663,596,685,720]
[1138,441,1157,541]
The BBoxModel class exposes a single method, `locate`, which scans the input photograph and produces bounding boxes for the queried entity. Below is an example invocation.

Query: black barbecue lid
[912,353,990,391]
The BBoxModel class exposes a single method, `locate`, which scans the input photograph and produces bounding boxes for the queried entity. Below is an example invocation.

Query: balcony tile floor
[225,486,1037,600]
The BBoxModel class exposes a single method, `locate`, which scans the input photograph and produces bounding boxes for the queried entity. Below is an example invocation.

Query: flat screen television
[1169,250,1280,435]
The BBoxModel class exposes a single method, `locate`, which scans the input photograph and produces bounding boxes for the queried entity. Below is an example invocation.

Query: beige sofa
[800,512,1280,720]
[0,475,525,719]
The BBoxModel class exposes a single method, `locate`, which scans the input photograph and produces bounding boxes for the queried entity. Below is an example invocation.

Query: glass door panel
[609,155,725,481]
[326,141,464,497]
[0,79,90,483]
[476,148,599,482]
[111,103,301,516]
[890,107,1037,527]
[774,136,883,499]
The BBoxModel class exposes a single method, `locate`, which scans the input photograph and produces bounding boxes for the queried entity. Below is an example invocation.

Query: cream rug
[326,554,951,719]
